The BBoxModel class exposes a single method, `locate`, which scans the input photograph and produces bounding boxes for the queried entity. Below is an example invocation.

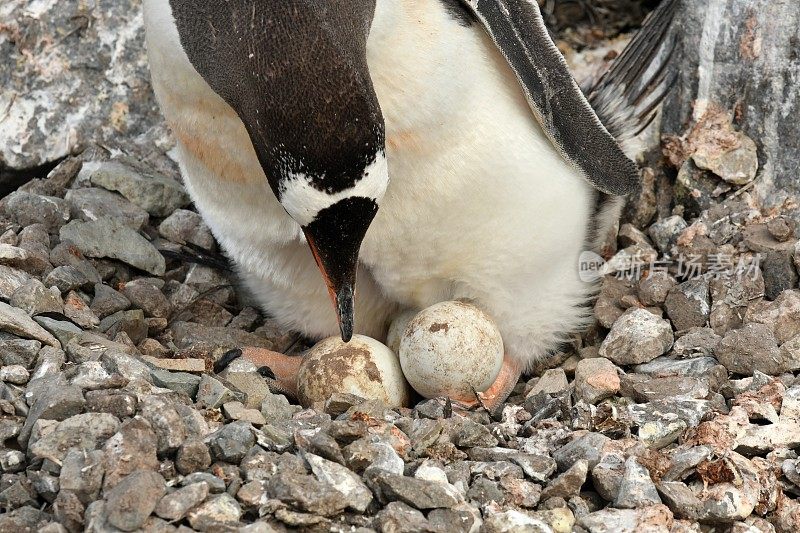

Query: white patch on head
[279,151,389,226]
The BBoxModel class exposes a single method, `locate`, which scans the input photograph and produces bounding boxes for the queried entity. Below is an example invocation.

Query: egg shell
[386,309,419,355]
[297,334,411,408]
[399,300,504,400]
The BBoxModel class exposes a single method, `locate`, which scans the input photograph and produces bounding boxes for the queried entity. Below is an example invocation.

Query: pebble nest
[1,10,799,533]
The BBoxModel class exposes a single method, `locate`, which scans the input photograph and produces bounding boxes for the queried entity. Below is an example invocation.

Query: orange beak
[304,230,355,342]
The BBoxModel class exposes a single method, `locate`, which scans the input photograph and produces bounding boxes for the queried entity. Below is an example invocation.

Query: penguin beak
[301,197,378,343]
[305,230,356,343]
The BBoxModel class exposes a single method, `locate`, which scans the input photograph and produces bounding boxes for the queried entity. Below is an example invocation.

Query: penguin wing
[460,0,639,196]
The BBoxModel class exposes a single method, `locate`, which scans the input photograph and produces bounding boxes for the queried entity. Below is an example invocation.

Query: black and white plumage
[143,0,677,402]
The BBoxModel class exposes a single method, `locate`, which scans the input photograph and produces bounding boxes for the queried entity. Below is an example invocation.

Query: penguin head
[169,0,386,341]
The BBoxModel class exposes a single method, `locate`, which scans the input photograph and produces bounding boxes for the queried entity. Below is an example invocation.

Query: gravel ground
[1,5,800,533]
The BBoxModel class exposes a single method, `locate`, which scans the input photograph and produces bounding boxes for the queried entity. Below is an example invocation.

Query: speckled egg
[386,309,420,354]
[399,301,504,400]
[297,334,412,408]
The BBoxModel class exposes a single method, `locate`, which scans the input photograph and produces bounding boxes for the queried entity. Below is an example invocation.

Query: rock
[19,381,84,447]
[261,391,301,424]
[373,501,431,533]
[121,279,171,318]
[90,283,131,319]
[305,452,373,512]
[196,374,238,409]
[85,390,137,418]
[222,370,272,409]
[0,334,41,367]
[83,160,189,217]
[60,448,104,504]
[575,358,620,404]
[594,277,638,328]
[541,459,588,500]
[34,315,82,346]
[633,356,718,378]
[649,216,688,254]
[60,218,165,276]
[176,439,212,476]
[717,323,798,375]
[745,291,800,344]
[268,472,349,516]
[553,433,609,472]
[482,509,551,533]
[3,192,70,232]
[0,266,34,301]
[368,471,461,510]
[210,421,255,464]
[149,368,201,398]
[0,364,29,385]
[99,310,148,345]
[169,321,274,352]
[0,301,60,346]
[622,375,709,403]
[185,493,242,531]
[665,279,711,331]
[613,457,661,509]
[65,187,150,230]
[672,328,721,358]
[768,217,795,242]
[102,417,159,491]
[762,251,798,300]
[577,504,674,533]
[599,309,674,365]
[63,291,99,328]
[527,368,570,397]
[158,210,215,250]
[0,244,48,274]
[223,401,267,426]
[155,482,209,521]
[104,471,166,531]
[30,413,120,464]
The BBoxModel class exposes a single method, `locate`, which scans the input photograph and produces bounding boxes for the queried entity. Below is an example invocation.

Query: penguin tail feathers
[587,0,679,160]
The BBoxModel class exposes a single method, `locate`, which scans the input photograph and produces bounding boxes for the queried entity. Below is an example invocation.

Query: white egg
[297,334,411,408]
[399,301,504,400]
[386,309,420,354]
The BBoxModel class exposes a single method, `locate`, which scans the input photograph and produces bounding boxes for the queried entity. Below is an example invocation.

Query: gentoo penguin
[143,0,677,406]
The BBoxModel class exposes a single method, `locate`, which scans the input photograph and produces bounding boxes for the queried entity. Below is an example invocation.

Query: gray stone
[599,309,674,365]
[29,413,120,464]
[526,368,570,397]
[99,309,148,345]
[210,421,255,464]
[371,501,430,532]
[43,265,91,294]
[90,283,131,319]
[103,417,159,491]
[665,279,711,331]
[105,471,166,531]
[305,452,374,512]
[0,334,40,367]
[261,391,301,424]
[633,356,718,378]
[33,315,82,346]
[717,323,798,375]
[267,472,347,516]
[60,448,104,504]
[169,321,274,352]
[0,364,29,385]
[575,358,620,405]
[577,505,674,533]
[60,218,165,276]
[672,327,722,358]
[182,472,226,494]
[540,459,588,500]
[186,493,242,531]
[139,395,191,455]
[613,457,661,509]
[223,401,267,425]
[155,482,210,521]
[176,439,212,475]
[553,433,610,471]
[0,301,60,346]
[762,251,798,300]
[84,160,189,217]
[158,209,215,250]
[482,509,550,532]
[62,290,100,329]
[3,192,70,232]
[0,266,34,301]
[149,368,201,398]
[344,438,405,476]
[0,243,49,274]
[65,187,149,230]
[196,374,238,409]
[649,215,688,254]
[369,471,461,510]
[85,390,137,418]
[19,381,84,447]
[121,279,171,319]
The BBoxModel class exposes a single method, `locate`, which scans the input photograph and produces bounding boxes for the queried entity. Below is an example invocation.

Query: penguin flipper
[588,0,679,159]
[461,0,639,196]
